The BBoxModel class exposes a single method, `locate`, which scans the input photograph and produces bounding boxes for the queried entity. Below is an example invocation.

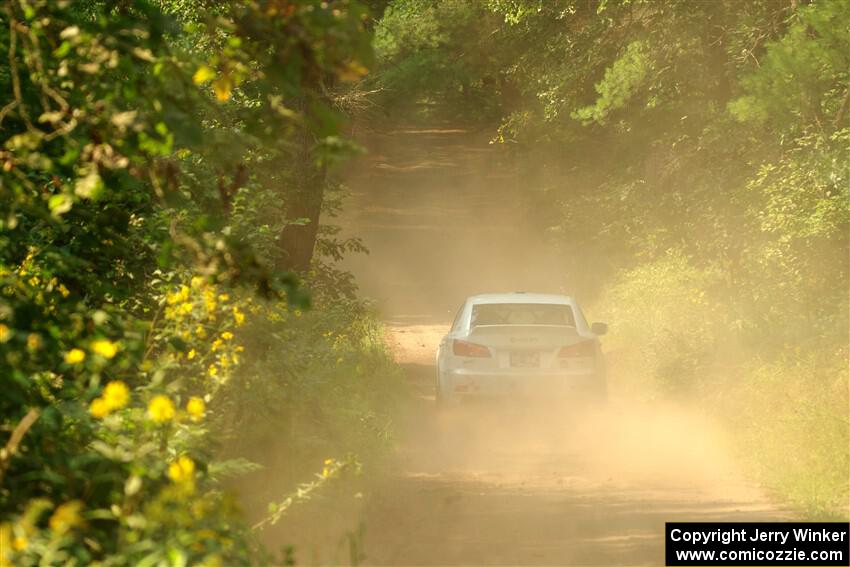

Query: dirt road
[337,125,787,566]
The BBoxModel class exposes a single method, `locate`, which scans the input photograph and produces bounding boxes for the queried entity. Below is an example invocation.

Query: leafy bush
[0,1,389,565]
[0,265,257,565]
[598,251,722,398]
[722,350,849,520]
[597,248,848,518]
[218,295,402,475]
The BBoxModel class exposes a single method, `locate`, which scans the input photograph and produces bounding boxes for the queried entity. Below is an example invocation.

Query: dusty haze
[308,124,790,565]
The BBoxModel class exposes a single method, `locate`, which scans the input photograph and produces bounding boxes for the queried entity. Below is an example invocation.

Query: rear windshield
[471,303,575,327]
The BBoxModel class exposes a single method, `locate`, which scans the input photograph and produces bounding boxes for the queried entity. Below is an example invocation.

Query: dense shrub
[0,1,390,565]
[598,251,722,398]
[597,253,849,519]
[726,351,849,519]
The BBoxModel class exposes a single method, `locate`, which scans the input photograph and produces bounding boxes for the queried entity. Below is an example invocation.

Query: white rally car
[436,293,608,404]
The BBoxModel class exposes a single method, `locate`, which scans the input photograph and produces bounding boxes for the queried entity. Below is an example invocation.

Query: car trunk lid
[468,324,580,350]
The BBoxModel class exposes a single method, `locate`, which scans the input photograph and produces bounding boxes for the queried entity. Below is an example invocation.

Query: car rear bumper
[442,368,605,400]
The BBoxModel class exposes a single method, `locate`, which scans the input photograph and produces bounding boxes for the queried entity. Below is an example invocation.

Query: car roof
[467,292,574,305]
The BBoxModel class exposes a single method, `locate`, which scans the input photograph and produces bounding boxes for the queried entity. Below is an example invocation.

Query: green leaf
[48,194,73,217]
[192,64,216,85]
[74,168,105,200]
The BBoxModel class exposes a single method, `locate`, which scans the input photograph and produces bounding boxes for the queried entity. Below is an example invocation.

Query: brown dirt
[331,125,788,566]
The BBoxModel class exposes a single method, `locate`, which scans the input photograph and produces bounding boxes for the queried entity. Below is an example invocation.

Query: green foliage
[211,291,402,563]
[600,251,721,398]
[726,350,849,520]
[573,40,652,124]
[0,0,389,565]
[220,294,402,465]
[372,0,503,119]
[729,1,850,132]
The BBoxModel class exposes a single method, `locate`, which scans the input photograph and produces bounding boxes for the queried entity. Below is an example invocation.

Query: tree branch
[833,87,850,129]
[0,408,40,487]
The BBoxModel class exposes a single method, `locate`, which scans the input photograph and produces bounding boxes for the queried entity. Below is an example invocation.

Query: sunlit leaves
[192,64,216,85]
[573,40,653,124]
[0,0,377,565]
[47,194,73,217]
[3,9,389,567]
[212,77,233,101]
[73,167,104,200]
[751,132,850,240]
[729,0,850,135]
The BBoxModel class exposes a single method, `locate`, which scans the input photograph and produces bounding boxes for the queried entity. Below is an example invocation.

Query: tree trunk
[276,122,327,272]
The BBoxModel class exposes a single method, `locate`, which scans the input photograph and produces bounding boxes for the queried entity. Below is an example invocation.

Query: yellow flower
[208,365,218,377]
[233,307,245,326]
[26,333,42,351]
[187,348,196,360]
[148,395,175,423]
[0,324,11,343]
[91,339,119,359]
[235,345,244,353]
[12,534,27,551]
[211,338,223,351]
[48,501,84,534]
[195,325,207,339]
[186,397,205,421]
[213,77,233,102]
[168,455,195,483]
[89,397,109,418]
[0,523,11,558]
[191,276,204,289]
[179,302,193,315]
[64,348,86,364]
[221,331,233,341]
[103,381,129,411]
[218,293,230,301]
[58,283,70,297]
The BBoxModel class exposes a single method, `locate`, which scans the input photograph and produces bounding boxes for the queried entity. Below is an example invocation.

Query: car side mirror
[591,322,608,336]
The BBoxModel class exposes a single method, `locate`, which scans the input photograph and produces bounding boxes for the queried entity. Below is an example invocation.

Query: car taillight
[453,339,491,358]
[558,341,595,357]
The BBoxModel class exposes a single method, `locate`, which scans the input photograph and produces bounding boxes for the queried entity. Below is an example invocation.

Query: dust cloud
[338,125,569,324]
[329,125,786,565]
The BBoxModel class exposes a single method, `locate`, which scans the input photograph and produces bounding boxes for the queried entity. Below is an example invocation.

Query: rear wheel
[435,367,460,407]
